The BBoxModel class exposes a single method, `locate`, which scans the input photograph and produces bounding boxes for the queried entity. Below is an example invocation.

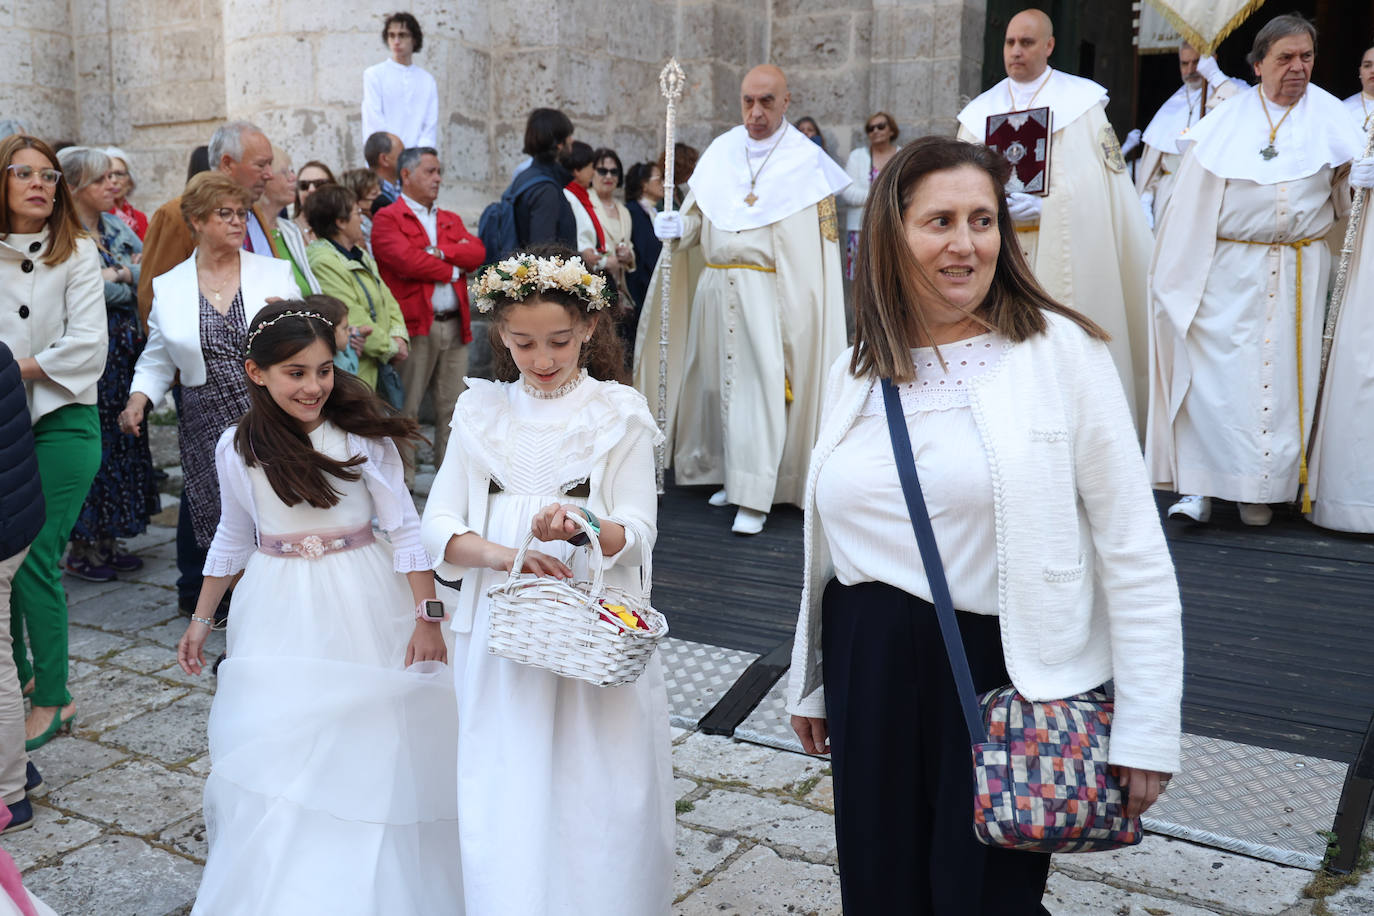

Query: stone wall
[7,0,989,220]
[1,0,77,144]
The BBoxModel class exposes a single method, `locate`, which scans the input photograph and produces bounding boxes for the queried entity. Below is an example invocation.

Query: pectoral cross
[744,191,758,206]
[1260,145,1278,161]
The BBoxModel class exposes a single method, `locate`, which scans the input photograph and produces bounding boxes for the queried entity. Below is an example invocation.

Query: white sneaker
[1167,495,1212,523]
[708,489,730,508]
[1238,502,1273,526]
[731,507,767,535]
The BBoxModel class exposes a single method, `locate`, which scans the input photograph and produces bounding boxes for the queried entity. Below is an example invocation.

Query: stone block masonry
[4,0,992,222]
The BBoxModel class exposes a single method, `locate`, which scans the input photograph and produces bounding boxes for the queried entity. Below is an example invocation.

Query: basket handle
[506,508,606,599]
[622,517,653,598]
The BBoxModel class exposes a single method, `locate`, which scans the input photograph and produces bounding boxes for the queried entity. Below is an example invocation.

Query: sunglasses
[865,122,890,133]
[594,167,621,177]
[297,178,330,192]
[6,164,62,186]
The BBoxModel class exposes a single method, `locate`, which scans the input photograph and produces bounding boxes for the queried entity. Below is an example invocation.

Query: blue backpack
[477,168,557,265]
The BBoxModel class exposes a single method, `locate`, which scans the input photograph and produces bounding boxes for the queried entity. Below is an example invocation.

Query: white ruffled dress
[421,374,674,916]
[192,422,462,915]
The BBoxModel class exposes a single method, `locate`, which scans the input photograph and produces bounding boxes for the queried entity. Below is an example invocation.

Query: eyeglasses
[6,165,62,186]
[107,169,129,180]
[865,122,890,133]
[213,207,250,224]
[594,167,621,177]
[297,179,330,192]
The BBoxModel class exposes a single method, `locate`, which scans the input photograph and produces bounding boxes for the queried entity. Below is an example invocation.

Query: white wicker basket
[485,513,668,687]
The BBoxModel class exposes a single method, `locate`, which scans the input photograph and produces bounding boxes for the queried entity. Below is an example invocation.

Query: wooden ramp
[652,479,1374,764]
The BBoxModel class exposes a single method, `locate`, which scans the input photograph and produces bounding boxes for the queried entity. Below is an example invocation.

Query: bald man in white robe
[958,9,1153,430]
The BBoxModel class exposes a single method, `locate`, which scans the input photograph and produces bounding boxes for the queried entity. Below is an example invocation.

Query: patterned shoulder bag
[879,377,1142,853]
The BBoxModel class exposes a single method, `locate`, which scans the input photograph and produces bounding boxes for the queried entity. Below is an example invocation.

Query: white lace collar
[860,332,1011,415]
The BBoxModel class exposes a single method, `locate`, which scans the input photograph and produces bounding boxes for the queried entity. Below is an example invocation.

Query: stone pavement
[6,497,1370,914]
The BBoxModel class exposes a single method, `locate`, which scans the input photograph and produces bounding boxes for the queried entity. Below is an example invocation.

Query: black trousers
[822,580,1052,915]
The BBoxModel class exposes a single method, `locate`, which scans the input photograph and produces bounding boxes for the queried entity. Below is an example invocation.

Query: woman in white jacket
[120,172,297,611]
[787,136,1182,913]
[0,134,106,750]
[838,111,900,280]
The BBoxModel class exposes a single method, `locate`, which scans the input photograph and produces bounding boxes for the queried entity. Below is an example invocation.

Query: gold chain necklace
[1363,94,1372,131]
[1258,91,1297,160]
[199,262,238,302]
[1006,68,1052,112]
[743,128,787,207]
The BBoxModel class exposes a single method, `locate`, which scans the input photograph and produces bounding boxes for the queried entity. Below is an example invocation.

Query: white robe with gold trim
[958,90,1154,430]
[1146,84,1361,505]
[632,194,845,512]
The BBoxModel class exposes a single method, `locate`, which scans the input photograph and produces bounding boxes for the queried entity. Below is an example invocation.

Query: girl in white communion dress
[421,248,673,915]
[178,300,461,915]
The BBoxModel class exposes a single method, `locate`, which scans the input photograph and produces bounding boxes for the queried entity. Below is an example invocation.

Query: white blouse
[814,333,1009,614]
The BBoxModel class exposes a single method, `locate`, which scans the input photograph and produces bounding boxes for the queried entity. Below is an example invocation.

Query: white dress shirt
[401,193,459,315]
[814,334,1008,615]
[361,59,438,149]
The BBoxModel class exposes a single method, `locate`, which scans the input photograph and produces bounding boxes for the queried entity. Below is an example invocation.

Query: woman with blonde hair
[57,146,160,584]
[121,172,297,614]
[787,136,1182,912]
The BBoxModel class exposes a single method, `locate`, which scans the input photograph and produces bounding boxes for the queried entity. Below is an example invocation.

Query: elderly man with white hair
[1148,13,1373,528]
[136,120,276,324]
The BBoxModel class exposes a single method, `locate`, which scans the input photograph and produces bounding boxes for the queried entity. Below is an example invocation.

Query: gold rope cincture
[704,261,776,273]
[1217,235,1319,511]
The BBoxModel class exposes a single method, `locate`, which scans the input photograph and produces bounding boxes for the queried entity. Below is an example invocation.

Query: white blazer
[131,250,297,407]
[786,313,1183,774]
[0,234,106,422]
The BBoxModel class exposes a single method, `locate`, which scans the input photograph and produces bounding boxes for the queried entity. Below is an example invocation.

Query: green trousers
[12,403,100,708]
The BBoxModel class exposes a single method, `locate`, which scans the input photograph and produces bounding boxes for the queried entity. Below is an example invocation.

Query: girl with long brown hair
[420,246,672,914]
[175,300,461,913]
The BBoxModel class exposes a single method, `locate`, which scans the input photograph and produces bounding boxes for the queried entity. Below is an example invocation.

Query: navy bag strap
[879,377,988,746]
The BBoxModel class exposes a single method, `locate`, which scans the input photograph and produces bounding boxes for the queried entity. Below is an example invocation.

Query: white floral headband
[246,310,333,350]
[473,254,613,313]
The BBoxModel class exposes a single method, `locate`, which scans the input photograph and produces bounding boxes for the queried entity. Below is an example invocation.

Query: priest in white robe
[1342,46,1374,137]
[957,8,1153,430]
[1147,13,1366,528]
[633,64,850,535]
[1137,44,1246,229]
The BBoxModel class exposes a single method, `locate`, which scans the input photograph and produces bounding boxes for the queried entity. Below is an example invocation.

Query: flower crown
[246,310,333,350]
[473,254,613,313]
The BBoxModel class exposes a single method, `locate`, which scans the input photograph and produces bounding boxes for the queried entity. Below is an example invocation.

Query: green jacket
[305,239,407,390]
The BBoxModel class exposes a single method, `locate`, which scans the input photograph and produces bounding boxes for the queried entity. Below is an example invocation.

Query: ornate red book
[985,107,1053,196]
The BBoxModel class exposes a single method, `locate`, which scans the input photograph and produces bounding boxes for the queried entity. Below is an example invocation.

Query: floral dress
[70,213,160,554]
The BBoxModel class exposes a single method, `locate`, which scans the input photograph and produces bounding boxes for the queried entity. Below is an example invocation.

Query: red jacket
[371,197,486,340]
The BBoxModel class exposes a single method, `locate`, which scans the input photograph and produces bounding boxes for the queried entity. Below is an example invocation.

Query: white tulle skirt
[191,542,462,916]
